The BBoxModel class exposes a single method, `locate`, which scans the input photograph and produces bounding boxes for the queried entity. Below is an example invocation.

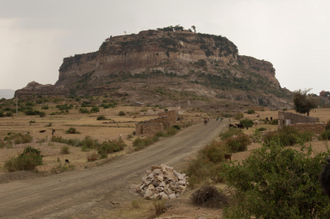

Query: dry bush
[61,146,70,154]
[51,163,75,174]
[326,120,330,131]
[87,152,98,162]
[131,200,141,209]
[191,185,229,208]
[153,200,166,217]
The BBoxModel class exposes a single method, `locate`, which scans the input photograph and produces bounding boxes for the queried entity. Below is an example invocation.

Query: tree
[191,25,196,33]
[293,89,318,116]
[222,139,330,218]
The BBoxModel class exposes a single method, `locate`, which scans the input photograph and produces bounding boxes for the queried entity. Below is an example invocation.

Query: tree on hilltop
[293,88,318,116]
[191,25,196,33]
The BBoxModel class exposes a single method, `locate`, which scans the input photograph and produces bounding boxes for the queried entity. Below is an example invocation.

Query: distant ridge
[0,89,14,99]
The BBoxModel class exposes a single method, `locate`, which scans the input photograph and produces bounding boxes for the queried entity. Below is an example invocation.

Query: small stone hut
[278,111,324,134]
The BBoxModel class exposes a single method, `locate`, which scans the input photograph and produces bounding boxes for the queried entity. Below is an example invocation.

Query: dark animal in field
[266,117,269,121]
[229,124,236,128]
[225,154,232,161]
[39,130,46,133]
[236,124,244,129]
[320,158,330,197]
[65,159,70,164]
[204,120,208,125]
[270,117,273,121]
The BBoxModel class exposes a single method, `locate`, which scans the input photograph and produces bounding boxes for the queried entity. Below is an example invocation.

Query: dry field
[0,104,204,176]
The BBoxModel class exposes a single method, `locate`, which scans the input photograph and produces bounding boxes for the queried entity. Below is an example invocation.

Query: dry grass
[0,104,201,175]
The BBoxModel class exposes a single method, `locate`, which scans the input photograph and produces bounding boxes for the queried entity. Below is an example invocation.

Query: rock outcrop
[15,26,293,110]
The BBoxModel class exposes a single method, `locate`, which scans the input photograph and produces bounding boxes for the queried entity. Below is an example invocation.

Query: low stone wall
[252,106,270,111]
[135,110,178,136]
[158,110,178,125]
[289,123,325,134]
[135,123,164,137]
[144,116,171,129]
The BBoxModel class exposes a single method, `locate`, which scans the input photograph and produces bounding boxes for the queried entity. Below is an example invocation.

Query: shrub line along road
[0,119,229,219]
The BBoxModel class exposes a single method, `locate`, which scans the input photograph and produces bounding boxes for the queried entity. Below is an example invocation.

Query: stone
[169,193,176,199]
[151,165,162,170]
[156,175,164,182]
[144,189,153,199]
[159,181,165,187]
[178,180,186,186]
[148,184,155,190]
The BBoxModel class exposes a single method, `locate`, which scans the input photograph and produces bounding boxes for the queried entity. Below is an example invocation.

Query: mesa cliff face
[16,27,292,110]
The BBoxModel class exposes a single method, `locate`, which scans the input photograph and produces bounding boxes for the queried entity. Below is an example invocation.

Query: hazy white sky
[1,0,329,94]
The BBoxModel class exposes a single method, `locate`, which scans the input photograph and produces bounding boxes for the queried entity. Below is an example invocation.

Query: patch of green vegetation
[4,146,43,172]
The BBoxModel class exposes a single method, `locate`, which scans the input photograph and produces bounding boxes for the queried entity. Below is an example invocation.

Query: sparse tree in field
[191,25,196,33]
[293,89,318,116]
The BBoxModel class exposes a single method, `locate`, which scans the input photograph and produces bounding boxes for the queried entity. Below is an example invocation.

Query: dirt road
[0,119,228,219]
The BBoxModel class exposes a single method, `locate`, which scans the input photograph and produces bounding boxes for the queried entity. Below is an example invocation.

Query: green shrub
[98,139,127,154]
[41,105,49,110]
[185,158,224,187]
[0,140,5,149]
[263,125,314,146]
[100,154,108,159]
[79,108,90,114]
[90,106,99,113]
[51,163,75,173]
[234,112,244,120]
[257,127,267,132]
[247,109,255,114]
[51,136,83,147]
[240,119,254,128]
[65,127,80,134]
[25,102,35,107]
[97,115,106,120]
[6,112,13,117]
[199,140,227,163]
[81,136,98,150]
[8,133,33,144]
[325,120,330,131]
[225,134,251,153]
[166,127,177,136]
[133,136,158,151]
[61,146,70,154]
[24,110,39,115]
[222,140,330,218]
[118,111,126,116]
[155,132,168,137]
[268,118,278,125]
[220,127,242,141]
[4,146,43,172]
[38,111,46,117]
[319,130,330,140]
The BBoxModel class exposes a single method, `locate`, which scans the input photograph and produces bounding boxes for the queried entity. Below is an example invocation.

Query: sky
[1,0,329,95]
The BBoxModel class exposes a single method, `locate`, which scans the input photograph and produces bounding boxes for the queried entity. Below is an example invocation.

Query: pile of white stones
[136,164,189,200]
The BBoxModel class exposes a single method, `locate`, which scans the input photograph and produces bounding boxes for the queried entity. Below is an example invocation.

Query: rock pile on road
[136,164,189,199]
